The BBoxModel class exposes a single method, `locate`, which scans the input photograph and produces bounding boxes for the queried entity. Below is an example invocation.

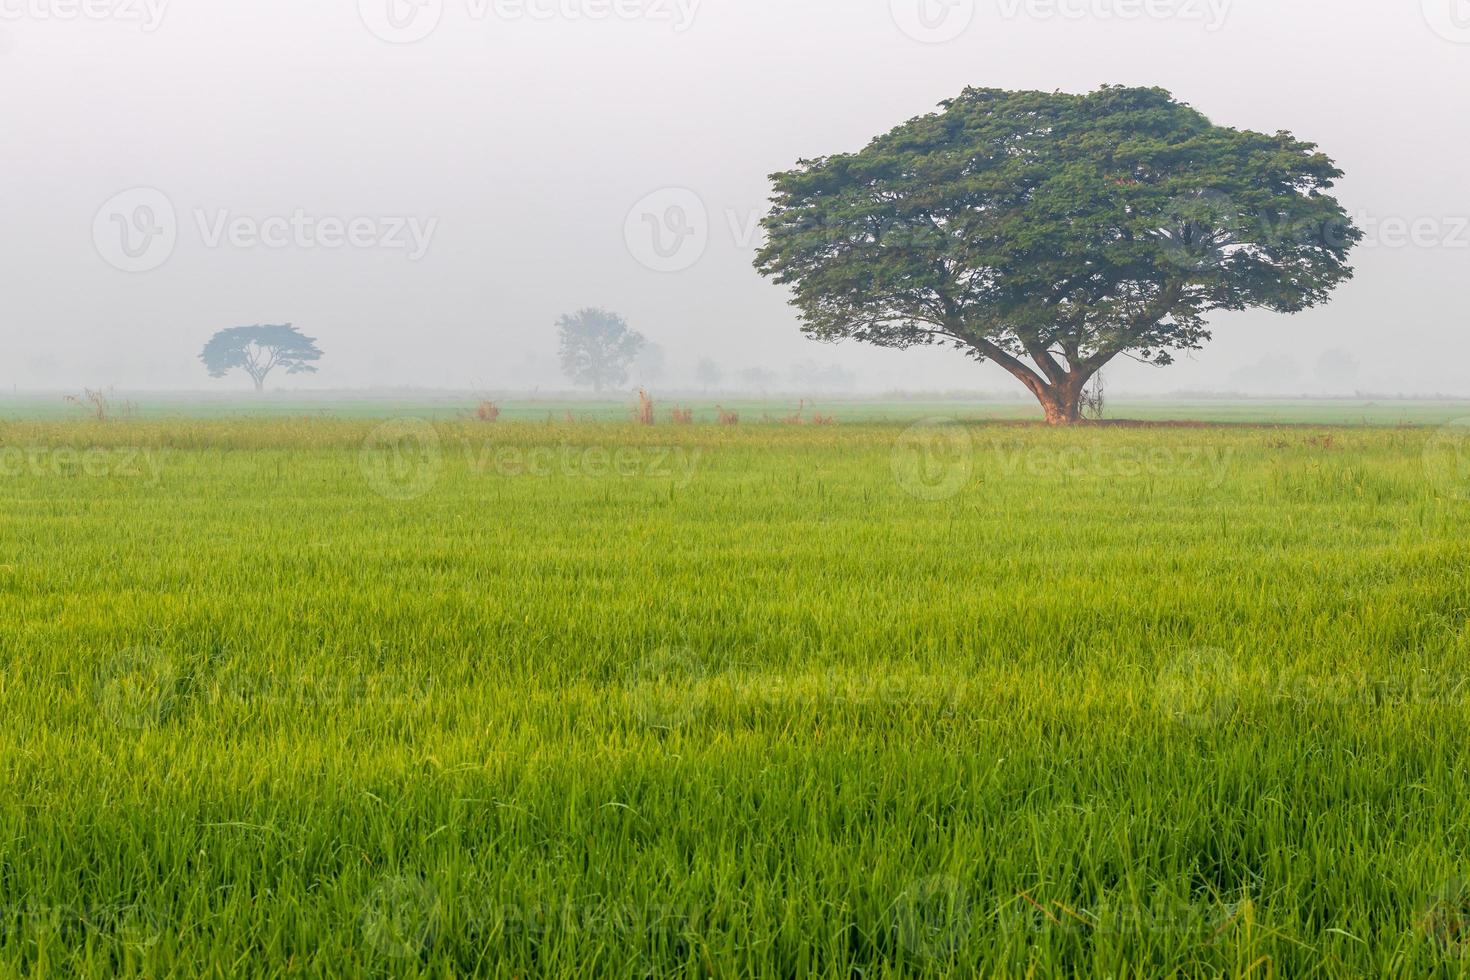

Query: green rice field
[4,410,1470,976]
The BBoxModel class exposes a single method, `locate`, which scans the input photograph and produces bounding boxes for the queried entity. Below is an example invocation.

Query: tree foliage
[557,309,645,393]
[755,86,1361,423]
[199,324,323,392]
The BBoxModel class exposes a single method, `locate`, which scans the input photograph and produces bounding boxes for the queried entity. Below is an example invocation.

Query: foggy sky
[3,0,1467,395]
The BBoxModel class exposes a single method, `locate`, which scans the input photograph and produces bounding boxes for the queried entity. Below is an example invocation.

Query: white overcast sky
[2,0,1467,394]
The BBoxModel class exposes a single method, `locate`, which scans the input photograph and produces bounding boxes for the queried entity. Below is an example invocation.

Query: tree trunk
[253,376,265,393]
[1036,382,1084,426]
[966,337,1096,426]
[964,335,1098,425]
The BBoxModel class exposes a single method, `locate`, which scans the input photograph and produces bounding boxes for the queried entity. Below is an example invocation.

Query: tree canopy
[755,85,1361,423]
[199,324,323,392]
[557,309,645,393]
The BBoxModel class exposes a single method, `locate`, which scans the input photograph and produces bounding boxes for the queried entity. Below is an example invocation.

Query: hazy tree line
[194,311,860,395]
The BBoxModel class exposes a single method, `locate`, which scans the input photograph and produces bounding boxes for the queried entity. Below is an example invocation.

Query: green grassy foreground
[4,417,1470,976]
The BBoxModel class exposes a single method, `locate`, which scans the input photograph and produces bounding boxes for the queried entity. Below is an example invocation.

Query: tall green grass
[3,418,1470,976]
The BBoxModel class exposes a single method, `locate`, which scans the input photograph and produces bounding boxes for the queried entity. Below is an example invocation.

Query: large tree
[200,324,323,392]
[557,308,645,393]
[755,86,1361,424]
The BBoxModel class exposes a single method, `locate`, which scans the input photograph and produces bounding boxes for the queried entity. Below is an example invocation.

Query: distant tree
[635,341,667,385]
[557,308,645,393]
[1316,349,1360,392]
[737,367,780,390]
[1228,355,1303,394]
[755,85,1360,424]
[695,358,725,390]
[199,324,323,392]
[789,360,857,391]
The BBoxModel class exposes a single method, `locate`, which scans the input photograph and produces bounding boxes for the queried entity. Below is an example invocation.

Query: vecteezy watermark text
[0,0,167,31]
[891,423,1237,502]
[195,209,437,261]
[465,442,701,485]
[889,0,1230,44]
[358,0,701,44]
[624,185,1470,276]
[93,187,437,273]
[359,418,704,501]
[0,446,165,481]
[989,441,1235,485]
[996,0,1231,29]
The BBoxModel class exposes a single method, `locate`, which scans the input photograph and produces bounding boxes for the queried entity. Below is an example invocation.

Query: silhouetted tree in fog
[199,324,323,392]
[557,308,645,394]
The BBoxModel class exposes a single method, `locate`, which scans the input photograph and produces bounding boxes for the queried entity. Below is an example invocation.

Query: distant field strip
[7,394,1470,425]
[3,419,1470,975]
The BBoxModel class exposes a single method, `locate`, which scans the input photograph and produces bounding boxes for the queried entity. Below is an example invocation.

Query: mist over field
[2,0,1467,397]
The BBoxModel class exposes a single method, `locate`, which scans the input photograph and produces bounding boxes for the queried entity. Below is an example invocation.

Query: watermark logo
[0,902,164,949]
[360,418,443,500]
[624,187,708,273]
[1423,878,1470,956]
[1154,188,1241,271]
[890,0,975,43]
[891,875,972,962]
[358,0,444,43]
[93,647,178,730]
[1424,418,1470,501]
[1155,646,1238,729]
[1423,0,1470,43]
[892,418,973,501]
[361,876,440,958]
[626,645,708,729]
[93,187,176,273]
